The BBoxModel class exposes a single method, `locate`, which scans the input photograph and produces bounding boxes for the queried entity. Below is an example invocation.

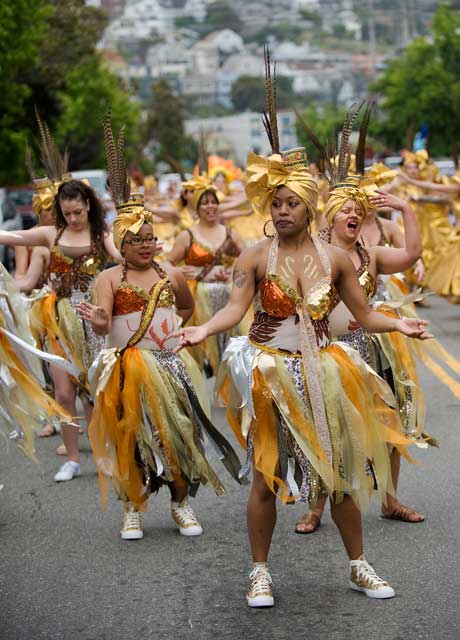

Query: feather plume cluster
[262,44,280,155]
[102,110,130,206]
[34,109,69,183]
[296,99,374,187]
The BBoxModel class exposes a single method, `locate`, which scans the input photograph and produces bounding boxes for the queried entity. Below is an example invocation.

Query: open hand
[77,301,110,330]
[370,189,408,212]
[211,267,231,282]
[395,317,433,340]
[172,326,208,352]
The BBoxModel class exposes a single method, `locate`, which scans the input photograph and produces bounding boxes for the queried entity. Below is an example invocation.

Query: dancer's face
[59,197,89,232]
[271,186,310,237]
[38,207,55,227]
[213,173,227,191]
[332,199,363,242]
[197,192,219,224]
[122,223,157,269]
[405,162,420,179]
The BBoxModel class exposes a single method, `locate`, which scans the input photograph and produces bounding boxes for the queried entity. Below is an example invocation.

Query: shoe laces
[353,559,388,588]
[172,501,199,527]
[123,510,141,530]
[248,566,272,596]
[60,461,78,473]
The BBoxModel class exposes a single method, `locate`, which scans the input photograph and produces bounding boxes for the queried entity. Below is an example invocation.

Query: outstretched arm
[334,248,431,339]
[0,225,55,248]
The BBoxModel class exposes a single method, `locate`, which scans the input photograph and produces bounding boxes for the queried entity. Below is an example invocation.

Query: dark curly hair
[54,180,107,242]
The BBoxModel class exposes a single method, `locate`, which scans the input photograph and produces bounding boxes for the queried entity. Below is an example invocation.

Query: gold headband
[325,175,369,224]
[245,150,318,218]
[113,193,155,250]
[188,176,219,210]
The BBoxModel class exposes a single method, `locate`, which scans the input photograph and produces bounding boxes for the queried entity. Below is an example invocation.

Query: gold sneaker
[120,505,143,540]
[171,499,203,536]
[350,557,395,599]
[247,564,274,608]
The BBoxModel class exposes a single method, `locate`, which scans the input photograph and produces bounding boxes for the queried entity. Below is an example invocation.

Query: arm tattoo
[233,268,249,288]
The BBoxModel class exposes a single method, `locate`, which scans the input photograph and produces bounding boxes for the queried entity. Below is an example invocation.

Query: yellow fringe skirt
[88,346,244,510]
[215,337,412,511]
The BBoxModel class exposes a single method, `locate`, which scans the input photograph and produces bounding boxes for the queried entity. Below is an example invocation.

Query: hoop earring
[263,219,276,239]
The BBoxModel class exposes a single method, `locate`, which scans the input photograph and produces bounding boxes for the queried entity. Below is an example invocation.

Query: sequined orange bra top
[184,227,240,268]
[259,237,335,322]
[46,227,107,299]
[113,261,174,317]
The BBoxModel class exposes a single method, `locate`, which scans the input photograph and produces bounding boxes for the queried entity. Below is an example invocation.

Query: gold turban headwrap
[325,175,370,224]
[188,176,219,211]
[32,178,55,216]
[113,193,155,250]
[245,150,318,218]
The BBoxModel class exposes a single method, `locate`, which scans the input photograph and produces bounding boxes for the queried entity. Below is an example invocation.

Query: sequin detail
[113,282,175,317]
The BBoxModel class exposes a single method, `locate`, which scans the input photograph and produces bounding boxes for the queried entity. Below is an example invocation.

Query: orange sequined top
[184,227,240,268]
[249,238,335,351]
[113,281,174,317]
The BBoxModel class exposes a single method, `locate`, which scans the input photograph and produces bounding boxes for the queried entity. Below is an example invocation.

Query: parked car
[0,186,36,271]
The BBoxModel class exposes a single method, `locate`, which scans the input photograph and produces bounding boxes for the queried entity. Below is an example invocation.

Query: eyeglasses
[124,235,157,246]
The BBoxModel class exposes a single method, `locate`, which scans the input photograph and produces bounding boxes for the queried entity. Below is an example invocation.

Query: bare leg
[330,495,363,560]
[247,469,277,563]
[168,481,188,503]
[50,365,80,463]
[381,449,424,522]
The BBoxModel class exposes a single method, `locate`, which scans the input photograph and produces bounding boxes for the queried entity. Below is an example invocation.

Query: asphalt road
[1,295,459,640]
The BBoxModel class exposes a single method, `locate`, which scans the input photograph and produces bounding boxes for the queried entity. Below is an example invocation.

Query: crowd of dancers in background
[2,51,460,608]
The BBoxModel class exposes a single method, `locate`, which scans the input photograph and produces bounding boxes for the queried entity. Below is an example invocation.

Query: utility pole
[367,0,376,58]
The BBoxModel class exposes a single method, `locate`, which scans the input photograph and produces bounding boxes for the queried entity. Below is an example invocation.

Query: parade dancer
[167,175,246,377]
[175,60,431,605]
[0,119,121,482]
[77,117,243,540]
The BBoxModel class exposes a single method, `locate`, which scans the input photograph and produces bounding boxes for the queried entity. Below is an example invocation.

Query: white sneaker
[350,557,395,599]
[247,564,274,608]
[171,499,203,536]
[120,506,143,540]
[54,461,81,482]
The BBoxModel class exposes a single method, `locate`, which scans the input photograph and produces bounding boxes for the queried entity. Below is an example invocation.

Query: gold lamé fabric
[184,238,240,268]
[245,152,318,218]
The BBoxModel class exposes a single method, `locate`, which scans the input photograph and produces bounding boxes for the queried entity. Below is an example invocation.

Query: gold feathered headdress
[297,100,377,223]
[245,45,318,218]
[102,111,154,250]
[27,111,72,216]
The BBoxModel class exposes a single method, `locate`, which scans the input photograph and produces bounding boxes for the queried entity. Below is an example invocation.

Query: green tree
[295,103,346,163]
[55,56,140,169]
[231,76,295,112]
[0,0,53,184]
[371,3,460,158]
[144,79,196,168]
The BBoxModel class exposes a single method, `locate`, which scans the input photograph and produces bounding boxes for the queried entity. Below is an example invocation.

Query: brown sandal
[381,504,425,523]
[295,512,322,535]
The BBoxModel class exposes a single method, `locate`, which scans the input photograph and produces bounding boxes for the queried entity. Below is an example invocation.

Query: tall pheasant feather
[35,108,68,183]
[262,43,280,154]
[336,100,364,182]
[102,110,130,206]
[355,99,374,175]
